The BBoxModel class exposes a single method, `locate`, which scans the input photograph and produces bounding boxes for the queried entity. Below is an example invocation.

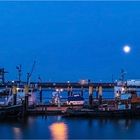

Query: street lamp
[55,88,63,107]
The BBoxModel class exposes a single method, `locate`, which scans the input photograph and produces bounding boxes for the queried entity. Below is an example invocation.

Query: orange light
[49,122,68,140]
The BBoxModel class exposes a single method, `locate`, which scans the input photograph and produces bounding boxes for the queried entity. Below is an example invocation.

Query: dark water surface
[0,116,140,139]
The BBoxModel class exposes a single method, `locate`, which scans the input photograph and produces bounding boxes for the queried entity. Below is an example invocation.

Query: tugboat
[64,73,140,118]
[15,86,36,106]
[0,85,36,106]
[64,88,140,118]
[0,88,11,106]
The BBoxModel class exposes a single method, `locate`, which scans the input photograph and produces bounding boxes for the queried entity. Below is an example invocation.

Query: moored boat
[64,108,140,118]
[66,94,84,105]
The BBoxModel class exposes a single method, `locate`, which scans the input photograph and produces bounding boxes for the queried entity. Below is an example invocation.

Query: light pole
[56,88,63,108]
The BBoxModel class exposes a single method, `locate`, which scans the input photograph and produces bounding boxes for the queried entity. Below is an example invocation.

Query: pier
[0,67,140,119]
[1,81,140,90]
[0,80,139,118]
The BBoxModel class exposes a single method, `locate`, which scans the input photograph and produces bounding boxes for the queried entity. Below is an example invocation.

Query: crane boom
[27,60,36,85]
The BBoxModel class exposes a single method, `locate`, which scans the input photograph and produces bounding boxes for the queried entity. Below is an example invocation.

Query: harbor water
[0,116,140,139]
[1,90,140,139]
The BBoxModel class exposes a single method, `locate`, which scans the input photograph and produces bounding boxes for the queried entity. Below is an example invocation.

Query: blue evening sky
[0,1,140,82]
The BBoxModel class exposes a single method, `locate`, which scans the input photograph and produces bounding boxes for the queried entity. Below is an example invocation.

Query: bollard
[24,85,29,111]
[96,87,99,99]
[98,85,103,105]
[12,86,17,105]
[70,87,73,96]
[89,86,93,106]
[81,86,83,97]
[39,86,43,103]
[57,91,61,108]
[67,87,71,97]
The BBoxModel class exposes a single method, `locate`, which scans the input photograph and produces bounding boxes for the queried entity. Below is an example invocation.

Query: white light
[121,87,125,92]
[116,93,119,97]
[123,45,131,53]
[16,88,20,91]
[60,88,63,92]
[56,89,59,92]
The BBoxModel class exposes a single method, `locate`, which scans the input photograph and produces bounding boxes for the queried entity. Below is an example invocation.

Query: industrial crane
[27,60,36,85]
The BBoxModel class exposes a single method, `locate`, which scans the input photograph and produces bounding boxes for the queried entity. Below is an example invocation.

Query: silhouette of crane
[120,69,127,83]
[0,68,8,84]
[27,61,36,85]
[16,64,22,84]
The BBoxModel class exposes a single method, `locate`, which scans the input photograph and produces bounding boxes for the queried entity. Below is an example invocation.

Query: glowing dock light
[56,89,59,92]
[79,80,88,85]
[116,93,120,98]
[121,87,125,92]
[56,88,63,92]
[60,88,63,92]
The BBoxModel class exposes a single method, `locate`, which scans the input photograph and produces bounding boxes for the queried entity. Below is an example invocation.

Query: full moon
[123,45,131,53]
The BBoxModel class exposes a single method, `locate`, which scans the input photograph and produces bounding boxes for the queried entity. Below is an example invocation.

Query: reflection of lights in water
[49,122,68,140]
[13,127,22,139]
[28,117,35,125]
[118,119,132,130]
[57,116,61,121]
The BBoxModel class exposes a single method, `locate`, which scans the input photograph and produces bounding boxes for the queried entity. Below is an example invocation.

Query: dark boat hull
[64,109,140,118]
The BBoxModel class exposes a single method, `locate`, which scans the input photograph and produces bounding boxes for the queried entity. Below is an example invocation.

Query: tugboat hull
[65,109,140,118]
